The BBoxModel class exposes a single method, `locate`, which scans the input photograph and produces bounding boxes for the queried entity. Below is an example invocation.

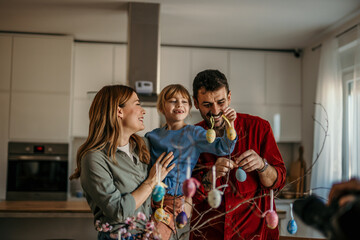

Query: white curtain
[310,38,343,201]
[348,26,360,179]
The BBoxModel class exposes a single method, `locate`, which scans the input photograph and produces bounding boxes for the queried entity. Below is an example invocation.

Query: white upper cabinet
[73,43,114,99]
[72,43,129,137]
[10,92,70,141]
[229,51,265,105]
[114,45,127,85]
[12,35,72,93]
[160,47,192,91]
[0,92,10,199]
[0,35,12,91]
[191,49,229,81]
[9,35,72,141]
[265,53,301,105]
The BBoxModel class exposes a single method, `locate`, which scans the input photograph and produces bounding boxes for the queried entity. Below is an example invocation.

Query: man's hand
[202,157,236,191]
[215,157,237,177]
[235,149,264,172]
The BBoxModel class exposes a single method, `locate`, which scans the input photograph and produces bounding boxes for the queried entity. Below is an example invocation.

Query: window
[339,30,360,179]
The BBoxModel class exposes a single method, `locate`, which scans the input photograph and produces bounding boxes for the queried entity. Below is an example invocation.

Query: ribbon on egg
[264,189,279,229]
[287,203,298,234]
[206,116,216,143]
[182,157,200,198]
[152,162,165,202]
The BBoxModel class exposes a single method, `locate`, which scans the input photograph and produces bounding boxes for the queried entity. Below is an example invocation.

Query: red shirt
[190,113,286,240]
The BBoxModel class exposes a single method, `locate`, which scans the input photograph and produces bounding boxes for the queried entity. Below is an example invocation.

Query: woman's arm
[131,151,175,209]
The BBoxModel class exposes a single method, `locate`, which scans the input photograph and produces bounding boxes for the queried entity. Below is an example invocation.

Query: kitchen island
[0,200,92,218]
[0,200,94,240]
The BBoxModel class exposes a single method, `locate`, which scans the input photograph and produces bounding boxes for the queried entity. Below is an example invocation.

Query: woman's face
[120,92,146,133]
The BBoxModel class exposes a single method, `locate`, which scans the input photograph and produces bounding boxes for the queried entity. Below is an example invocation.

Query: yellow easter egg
[206,129,216,143]
[154,208,165,221]
[226,127,236,140]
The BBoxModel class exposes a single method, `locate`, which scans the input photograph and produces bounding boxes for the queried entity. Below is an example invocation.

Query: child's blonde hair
[157,84,192,114]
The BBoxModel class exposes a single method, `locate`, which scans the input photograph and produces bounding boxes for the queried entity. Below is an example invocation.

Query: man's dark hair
[192,69,230,101]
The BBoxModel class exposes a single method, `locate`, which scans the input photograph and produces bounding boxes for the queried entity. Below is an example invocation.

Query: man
[190,69,286,240]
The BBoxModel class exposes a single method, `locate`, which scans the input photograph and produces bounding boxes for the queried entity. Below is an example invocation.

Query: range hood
[127,2,160,106]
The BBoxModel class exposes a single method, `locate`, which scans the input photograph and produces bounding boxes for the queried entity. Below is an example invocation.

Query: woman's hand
[146,152,175,188]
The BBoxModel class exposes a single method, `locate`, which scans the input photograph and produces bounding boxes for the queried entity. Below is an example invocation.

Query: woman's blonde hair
[157,84,192,114]
[69,85,150,180]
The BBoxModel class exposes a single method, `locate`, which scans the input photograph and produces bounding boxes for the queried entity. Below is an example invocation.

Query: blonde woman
[70,85,175,240]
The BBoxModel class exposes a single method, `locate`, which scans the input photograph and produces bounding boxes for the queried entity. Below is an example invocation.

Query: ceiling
[1,0,360,49]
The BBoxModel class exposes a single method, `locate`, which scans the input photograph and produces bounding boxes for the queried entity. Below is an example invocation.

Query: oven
[6,142,69,201]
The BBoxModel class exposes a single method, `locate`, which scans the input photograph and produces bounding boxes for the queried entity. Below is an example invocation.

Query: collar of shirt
[117,143,138,164]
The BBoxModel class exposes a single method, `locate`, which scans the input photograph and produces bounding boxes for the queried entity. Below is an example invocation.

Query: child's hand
[223,107,237,128]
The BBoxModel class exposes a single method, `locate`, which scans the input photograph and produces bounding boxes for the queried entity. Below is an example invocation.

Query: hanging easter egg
[235,167,247,182]
[265,210,279,229]
[175,211,188,229]
[208,189,222,208]
[152,184,165,202]
[183,178,200,198]
[154,208,165,221]
[287,219,298,234]
[206,129,216,143]
[226,127,237,140]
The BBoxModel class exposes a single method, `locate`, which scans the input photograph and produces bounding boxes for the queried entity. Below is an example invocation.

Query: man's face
[193,87,231,129]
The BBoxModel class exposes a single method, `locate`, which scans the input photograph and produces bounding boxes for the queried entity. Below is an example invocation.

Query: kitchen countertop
[0,200,286,220]
[0,200,93,218]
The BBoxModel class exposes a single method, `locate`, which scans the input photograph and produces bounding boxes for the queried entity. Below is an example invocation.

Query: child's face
[163,92,190,123]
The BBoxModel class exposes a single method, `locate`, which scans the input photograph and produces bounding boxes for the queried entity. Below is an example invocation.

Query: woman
[69,85,175,240]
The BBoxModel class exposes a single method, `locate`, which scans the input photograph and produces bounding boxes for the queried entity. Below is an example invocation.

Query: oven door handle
[8,155,67,161]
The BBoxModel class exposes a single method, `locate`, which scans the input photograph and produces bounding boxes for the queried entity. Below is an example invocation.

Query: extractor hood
[127,2,160,106]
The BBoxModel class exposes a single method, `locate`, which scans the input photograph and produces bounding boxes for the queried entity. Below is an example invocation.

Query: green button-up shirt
[80,141,151,232]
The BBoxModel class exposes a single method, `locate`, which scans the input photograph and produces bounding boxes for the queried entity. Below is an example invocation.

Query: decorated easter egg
[152,184,165,202]
[206,129,216,143]
[154,208,165,221]
[287,219,298,234]
[265,210,279,229]
[175,211,188,229]
[182,178,200,198]
[236,167,247,182]
[226,127,237,140]
[208,189,222,208]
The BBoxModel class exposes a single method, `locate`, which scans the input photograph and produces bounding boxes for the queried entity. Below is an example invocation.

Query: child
[145,84,237,240]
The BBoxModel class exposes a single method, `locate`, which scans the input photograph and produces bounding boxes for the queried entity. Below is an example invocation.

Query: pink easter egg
[182,178,200,198]
[265,210,279,229]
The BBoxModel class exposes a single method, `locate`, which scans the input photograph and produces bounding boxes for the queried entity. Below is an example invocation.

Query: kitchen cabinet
[0,36,12,200]
[114,45,127,85]
[9,34,72,141]
[160,47,192,91]
[73,43,114,99]
[0,35,12,91]
[231,104,301,142]
[229,51,266,105]
[191,48,229,81]
[10,92,70,141]
[265,53,301,105]
[11,36,72,93]
[159,47,301,142]
[0,93,10,200]
[72,43,128,137]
